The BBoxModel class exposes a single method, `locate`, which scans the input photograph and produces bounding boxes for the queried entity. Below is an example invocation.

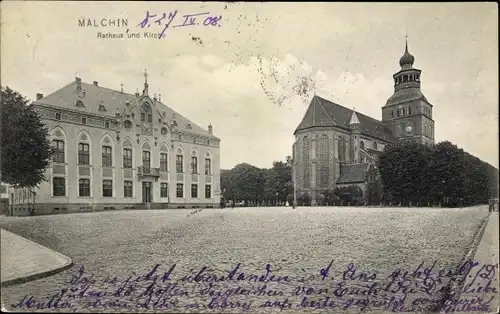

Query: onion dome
[399,40,415,68]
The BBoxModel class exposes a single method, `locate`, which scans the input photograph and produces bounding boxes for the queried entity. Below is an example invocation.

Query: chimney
[93,81,98,86]
[36,93,43,100]
[208,123,213,134]
[76,77,82,92]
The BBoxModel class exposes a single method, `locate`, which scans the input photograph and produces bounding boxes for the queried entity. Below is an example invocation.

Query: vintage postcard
[0,1,498,313]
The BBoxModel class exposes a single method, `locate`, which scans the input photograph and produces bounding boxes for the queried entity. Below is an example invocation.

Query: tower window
[391,110,394,118]
[408,107,412,115]
[402,108,405,116]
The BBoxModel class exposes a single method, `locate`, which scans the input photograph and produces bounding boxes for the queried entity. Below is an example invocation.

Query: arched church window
[337,136,342,161]
[408,107,412,115]
[302,137,311,189]
[342,137,348,162]
[318,135,329,188]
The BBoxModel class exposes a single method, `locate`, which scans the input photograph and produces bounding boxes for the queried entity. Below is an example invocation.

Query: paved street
[0,206,495,313]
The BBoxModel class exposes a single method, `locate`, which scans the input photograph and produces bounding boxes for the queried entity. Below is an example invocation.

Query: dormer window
[76,100,85,107]
[186,124,192,129]
[98,104,107,112]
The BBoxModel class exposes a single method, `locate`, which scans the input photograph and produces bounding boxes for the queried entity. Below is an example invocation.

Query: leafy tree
[378,140,498,208]
[0,86,52,188]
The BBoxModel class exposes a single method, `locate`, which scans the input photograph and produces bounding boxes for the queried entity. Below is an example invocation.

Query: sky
[1,2,498,169]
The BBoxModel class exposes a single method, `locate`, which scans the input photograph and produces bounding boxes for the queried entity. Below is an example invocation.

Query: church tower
[382,39,435,146]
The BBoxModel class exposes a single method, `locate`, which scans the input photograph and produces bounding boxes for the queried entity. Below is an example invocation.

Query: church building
[292,42,436,205]
[10,71,221,215]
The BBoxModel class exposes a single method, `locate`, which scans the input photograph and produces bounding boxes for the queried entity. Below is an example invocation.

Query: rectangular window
[56,113,61,120]
[78,143,90,165]
[53,177,65,196]
[141,113,145,121]
[205,185,211,199]
[191,157,198,174]
[161,183,168,198]
[102,146,112,167]
[102,180,113,197]
[123,148,132,168]
[176,155,183,173]
[397,109,400,117]
[79,179,90,197]
[402,108,405,116]
[124,181,133,197]
[176,183,183,198]
[142,151,151,172]
[391,111,394,118]
[160,153,168,172]
[105,121,110,128]
[82,117,87,125]
[191,184,198,198]
[204,158,211,175]
[148,114,152,122]
[408,107,412,115]
[52,140,65,163]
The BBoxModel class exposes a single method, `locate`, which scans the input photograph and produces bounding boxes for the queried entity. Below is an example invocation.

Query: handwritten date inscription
[137,10,223,39]
[9,260,498,313]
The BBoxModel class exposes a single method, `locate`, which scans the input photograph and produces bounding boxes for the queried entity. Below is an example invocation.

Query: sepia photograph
[0,1,498,313]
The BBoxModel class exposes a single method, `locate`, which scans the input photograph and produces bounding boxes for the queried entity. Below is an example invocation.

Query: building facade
[10,72,221,215]
[292,42,435,205]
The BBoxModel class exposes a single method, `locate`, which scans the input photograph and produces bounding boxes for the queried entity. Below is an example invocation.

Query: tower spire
[405,31,408,52]
[143,69,149,95]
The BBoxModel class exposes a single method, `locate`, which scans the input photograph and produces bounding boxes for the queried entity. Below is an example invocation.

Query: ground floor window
[176,183,183,198]
[53,177,65,196]
[205,185,211,199]
[161,183,168,198]
[191,184,198,198]
[79,179,90,197]
[103,180,113,197]
[124,181,133,197]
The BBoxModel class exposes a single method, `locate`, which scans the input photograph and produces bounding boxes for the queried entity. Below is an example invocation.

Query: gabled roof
[35,80,218,139]
[337,163,368,184]
[295,95,395,143]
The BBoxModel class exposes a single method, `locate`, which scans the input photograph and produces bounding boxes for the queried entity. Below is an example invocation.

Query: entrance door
[142,182,152,203]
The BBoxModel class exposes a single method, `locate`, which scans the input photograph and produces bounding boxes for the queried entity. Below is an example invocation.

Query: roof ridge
[317,95,385,125]
[81,81,136,98]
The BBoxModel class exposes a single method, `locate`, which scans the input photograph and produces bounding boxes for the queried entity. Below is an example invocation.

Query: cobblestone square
[0,206,493,313]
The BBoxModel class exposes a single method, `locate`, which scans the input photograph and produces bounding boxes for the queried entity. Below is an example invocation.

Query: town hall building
[10,71,221,215]
[292,42,436,205]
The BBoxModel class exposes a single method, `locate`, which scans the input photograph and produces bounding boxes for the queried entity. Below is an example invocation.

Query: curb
[438,211,493,314]
[0,229,74,288]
